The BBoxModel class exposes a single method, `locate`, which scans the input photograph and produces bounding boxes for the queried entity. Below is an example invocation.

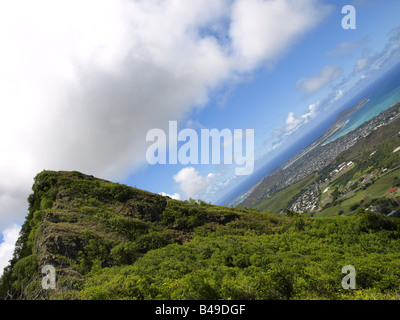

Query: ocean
[324,63,400,144]
[217,62,400,206]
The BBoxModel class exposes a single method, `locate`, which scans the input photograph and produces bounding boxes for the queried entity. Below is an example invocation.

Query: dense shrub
[4,170,400,300]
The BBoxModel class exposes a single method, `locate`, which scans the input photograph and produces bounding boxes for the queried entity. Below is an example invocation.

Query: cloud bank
[297,65,342,94]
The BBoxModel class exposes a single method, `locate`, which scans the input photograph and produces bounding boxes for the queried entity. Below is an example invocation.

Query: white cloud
[297,65,342,93]
[0,0,331,231]
[333,90,344,102]
[348,26,400,79]
[230,0,331,69]
[301,103,319,122]
[285,102,319,133]
[273,129,284,137]
[286,112,303,131]
[326,40,365,56]
[0,224,21,276]
[173,167,215,199]
[159,192,181,200]
[353,57,373,72]
[221,175,237,188]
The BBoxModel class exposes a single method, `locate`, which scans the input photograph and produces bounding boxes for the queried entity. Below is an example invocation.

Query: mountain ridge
[0,170,242,299]
[2,170,400,300]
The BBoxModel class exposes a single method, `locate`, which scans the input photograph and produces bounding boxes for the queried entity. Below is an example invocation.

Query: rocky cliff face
[0,170,238,299]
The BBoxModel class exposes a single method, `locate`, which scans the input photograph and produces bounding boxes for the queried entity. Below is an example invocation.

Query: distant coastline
[221,62,400,207]
[230,100,400,208]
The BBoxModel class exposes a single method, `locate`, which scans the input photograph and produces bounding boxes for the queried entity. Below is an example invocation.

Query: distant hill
[2,170,400,300]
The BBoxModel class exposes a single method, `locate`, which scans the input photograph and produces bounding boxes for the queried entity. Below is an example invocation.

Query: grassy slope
[253,175,316,214]
[2,171,400,300]
[0,171,240,299]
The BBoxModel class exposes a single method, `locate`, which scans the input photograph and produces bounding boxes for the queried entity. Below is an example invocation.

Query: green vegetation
[0,171,239,299]
[2,171,400,300]
[77,210,400,300]
[253,175,316,214]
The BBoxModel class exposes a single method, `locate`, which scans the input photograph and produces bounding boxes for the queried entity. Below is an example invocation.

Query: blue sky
[1,0,400,274]
[121,0,400,203]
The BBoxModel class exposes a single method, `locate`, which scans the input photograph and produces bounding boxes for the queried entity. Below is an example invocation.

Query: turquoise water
[324,64,400,144]
[218,63,400,205]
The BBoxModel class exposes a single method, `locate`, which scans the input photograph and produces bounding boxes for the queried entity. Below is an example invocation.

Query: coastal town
[242,101,400,209]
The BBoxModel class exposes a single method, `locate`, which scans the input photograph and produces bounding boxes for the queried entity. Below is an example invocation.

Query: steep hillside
[2,170,400,300]
[0,171,239,299]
